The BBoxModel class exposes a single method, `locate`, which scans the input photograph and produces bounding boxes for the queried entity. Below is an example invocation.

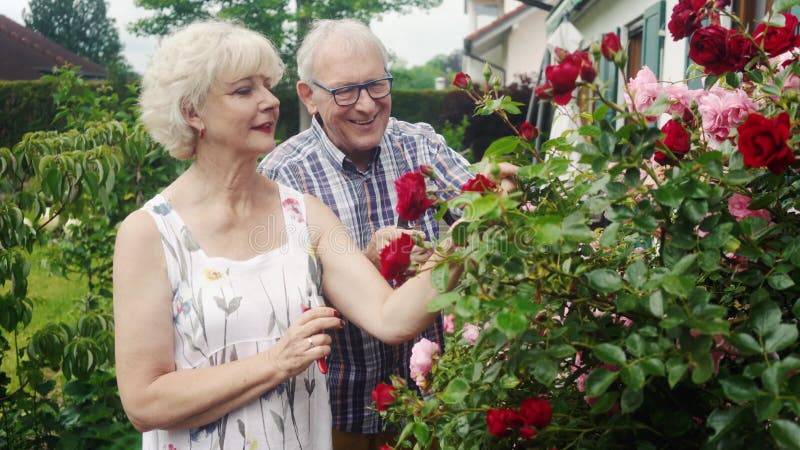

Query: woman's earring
[199,128,206,140]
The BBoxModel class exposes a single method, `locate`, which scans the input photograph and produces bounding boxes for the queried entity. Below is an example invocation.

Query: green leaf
[430,263,450,293]
[546,344,576,359]
[426,292,460,312]
[661,275,695,298]
[719,376,760,402]
[640,358,666,376]
[562,212,594,242]
[599,222,620,247]
[482,136,520,159]
[585,368,619,397]
[770,419,800,450]
[578,125,602,138]
[728,333,762,355]
[763,324,798,353]
[530,215,563,245]
[586,269,623,293]
[754,396,782,421]
[621,364,645,390]
[767,273,795,290]
[724,169,755,186]
[532,357,558,386]
[625,260,648,289]
[413,422,431,445]
[794,299,800,319]
[707,406,746,443]
[594,343,627,366]
[621,387,644,414]
[692,353,714,384]
[495,311,528,338]
[440,377,470,404]
[668,361,688,388]
[590,391,620,415]
[462,195,499,221]
[625,333,645,357]
[750,301,782,336]
[681,199,708,224]
[654,184,684,209]
[671,253,698,276]
[649,290,665,317]
[500,374,520,389]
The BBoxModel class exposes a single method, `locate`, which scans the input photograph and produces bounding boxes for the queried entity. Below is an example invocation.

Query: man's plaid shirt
[257,116,473,433]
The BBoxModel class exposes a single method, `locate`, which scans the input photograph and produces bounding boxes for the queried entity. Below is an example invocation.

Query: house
[462,0,557,86]
[0,14,106,81]
[533,0,800,139]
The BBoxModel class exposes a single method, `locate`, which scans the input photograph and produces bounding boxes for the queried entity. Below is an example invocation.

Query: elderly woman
[113,20,455,449]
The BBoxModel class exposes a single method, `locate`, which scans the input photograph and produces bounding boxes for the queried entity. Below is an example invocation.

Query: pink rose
[462,323,481,345]
[443,313,455,333]
[697,87,758,142]
[663,83,699,120]
[727,193,771,222]
[625,66,661,120]
[409,338,440,388]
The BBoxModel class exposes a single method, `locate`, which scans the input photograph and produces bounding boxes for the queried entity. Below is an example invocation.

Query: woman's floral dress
[140,184,330,450]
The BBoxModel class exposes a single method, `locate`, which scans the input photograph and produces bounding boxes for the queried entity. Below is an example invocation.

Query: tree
[130,0,443,80]
[390,49,462,89]
[23,0,123,66]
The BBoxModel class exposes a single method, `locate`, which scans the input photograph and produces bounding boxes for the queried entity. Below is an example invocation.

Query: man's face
[307,40,391,160]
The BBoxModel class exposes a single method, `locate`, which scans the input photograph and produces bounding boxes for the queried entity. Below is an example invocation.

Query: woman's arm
[307,195,461,345]
[113,210,341,432]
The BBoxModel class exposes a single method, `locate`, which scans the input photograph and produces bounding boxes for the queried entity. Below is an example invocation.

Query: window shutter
[642,0,666,78]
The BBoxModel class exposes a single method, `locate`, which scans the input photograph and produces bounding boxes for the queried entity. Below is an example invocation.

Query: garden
[0,0,799,448]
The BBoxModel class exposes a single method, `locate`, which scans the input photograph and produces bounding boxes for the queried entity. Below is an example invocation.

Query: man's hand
[365,226,431,269]
[481,161,519,193]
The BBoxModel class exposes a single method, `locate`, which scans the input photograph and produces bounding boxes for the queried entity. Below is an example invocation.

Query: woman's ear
[181,100,204,132]
[297,81,318,115]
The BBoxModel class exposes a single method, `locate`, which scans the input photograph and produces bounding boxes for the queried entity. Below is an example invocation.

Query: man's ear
[297,81,318,115]
[181,100,204,132]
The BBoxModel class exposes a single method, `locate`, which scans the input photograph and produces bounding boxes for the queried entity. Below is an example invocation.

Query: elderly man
[258,19,494,450]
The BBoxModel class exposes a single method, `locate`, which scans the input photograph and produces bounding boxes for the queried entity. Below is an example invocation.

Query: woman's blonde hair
[140,20,284,160]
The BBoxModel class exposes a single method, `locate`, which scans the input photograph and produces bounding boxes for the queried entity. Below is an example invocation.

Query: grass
[1,246,89,387]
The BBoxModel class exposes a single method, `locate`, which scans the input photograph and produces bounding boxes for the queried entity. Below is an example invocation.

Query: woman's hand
[269,306,343,378]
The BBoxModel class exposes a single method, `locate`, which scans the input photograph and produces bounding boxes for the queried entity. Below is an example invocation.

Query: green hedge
[0,79,60,148]
[0,80,531,160]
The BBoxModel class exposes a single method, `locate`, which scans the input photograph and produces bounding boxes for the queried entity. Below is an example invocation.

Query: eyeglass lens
[334,79,392,106]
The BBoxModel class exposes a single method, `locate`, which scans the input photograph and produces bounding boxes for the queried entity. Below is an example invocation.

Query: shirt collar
[310,116,381,175]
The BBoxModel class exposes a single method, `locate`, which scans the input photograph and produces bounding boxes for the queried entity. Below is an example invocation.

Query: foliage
[23,0,123,65]
[390,50,462,90]
[0,79,60,148]
[130,0,444,81]
[0,66,179,447]
[382,3,800,450]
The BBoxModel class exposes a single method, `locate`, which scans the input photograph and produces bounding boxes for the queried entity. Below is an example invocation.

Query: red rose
[689,25,733,75]
[545,61,580,105]
[737,112,795,175]
[519,397,553,429]
[567,50,596,82]
[395,171,433,221]
[601,32,622,60]
[535,82,553,100]
[725,32,756,73]
[379,233,415,285]
[655,120,691,165]
[452,72,471,89]
[668,0,704,41]
[519,121,538,141]
[754,13,800,57]
[486,408,523,438]
[371,383,397,411]
[519,425,538,439]
[461,173,497,192]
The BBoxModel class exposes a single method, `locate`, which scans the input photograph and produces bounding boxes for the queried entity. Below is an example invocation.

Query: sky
[0,0,470,74]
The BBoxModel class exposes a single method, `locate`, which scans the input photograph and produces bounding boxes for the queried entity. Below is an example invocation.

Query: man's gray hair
[296,19,389,82]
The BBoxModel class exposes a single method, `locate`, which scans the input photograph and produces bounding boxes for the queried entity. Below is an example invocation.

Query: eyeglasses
[312,72,394,107]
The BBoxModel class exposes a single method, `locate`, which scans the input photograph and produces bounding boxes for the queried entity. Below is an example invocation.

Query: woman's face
[199,75,280,156]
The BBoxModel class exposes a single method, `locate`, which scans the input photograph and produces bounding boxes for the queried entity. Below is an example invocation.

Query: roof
[465,4,530,42]
[0,14,107,81]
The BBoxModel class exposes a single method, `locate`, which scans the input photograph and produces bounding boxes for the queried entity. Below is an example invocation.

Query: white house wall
[506,12,548,84]
[570,0,687,82]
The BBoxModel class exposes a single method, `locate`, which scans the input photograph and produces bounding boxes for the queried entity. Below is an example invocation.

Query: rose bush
[377,2,800,449]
